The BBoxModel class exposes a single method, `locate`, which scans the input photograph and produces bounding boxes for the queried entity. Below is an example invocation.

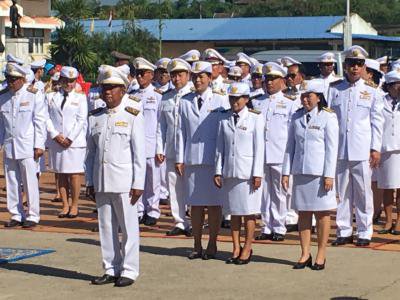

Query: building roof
[5,16,63,30]
[81,16,400,42]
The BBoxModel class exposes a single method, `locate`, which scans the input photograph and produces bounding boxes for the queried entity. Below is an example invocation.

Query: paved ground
[1,230,400,300]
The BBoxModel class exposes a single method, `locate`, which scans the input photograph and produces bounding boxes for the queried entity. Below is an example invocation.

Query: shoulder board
[190,87,196,92]
[365,80,378,89]
[296,107,304,113]
[283,94,296,101]
[223,79,232,84]
[322,107,334,113]
[27,85,38,94]
[212,89,226,96]
[248,108,261,114]
[125,106,140,116]
[129,95,141,102]
[154,88,163,95]
[0,88,9,95]
[163,88,173,95]
[330,79,344,86]
[88,107,105,116]
[249,93,263,100]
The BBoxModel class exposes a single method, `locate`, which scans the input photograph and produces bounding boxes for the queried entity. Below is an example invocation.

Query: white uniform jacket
[319,72,342,99]
[381,93,400,153]
[130,84,162,158]
[176,87,229,166]
[156,84,192,159]
[283,107,339,178]
[46,89,88,148]
[215,107,265,179]
[258,91,298,164]
[327,78,384,161]
[0,85,47,159]
[85,97,146,193]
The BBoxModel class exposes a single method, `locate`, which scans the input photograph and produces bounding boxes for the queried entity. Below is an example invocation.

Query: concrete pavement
[1,230,400,300]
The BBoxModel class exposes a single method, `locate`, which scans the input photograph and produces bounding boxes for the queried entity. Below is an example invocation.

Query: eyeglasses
[285,73,297,80]
[345,59,365,67]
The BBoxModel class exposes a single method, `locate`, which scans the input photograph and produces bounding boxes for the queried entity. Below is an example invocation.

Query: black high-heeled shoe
[67,209,79,219]
[58,209,70,219]
[293,255,312,269]
[226,247,242,264]
[235,249,253,265]
[311,260,326,271]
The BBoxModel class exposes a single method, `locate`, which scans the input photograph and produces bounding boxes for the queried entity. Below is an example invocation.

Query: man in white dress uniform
[86,65,146,287]
[328,46,384,247]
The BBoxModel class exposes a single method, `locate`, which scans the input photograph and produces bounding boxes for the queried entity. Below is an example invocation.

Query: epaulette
[365,80,378,89]
[88,107,105,116]
[283,94,296,101]
[296,107,304,113]
[154,88,163,95]
[323,107,334,113]
[163,88,173,95]
[0,88,9,95]
[212,89,226,96]
[125,106,140,116]
[223,79,232,84]
[249,93,263,100]
[129,95,141,102]
[27,85,38,94]
[190,87,196,92]
[249,108,261,114]
[330,79,344,86]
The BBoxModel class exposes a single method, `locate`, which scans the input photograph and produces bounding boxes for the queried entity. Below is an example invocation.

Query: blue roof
[81,16,400,42]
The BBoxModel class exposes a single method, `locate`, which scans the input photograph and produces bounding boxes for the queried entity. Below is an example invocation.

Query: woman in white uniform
[215,82,264,265]
[46,67,88,218]
[377,70,400,235]
[176,61,230,260]
[282,79,339,270]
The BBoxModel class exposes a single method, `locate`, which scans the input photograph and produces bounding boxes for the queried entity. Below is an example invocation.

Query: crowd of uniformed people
[1,44,400,287]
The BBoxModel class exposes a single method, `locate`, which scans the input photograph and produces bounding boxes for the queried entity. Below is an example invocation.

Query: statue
[10,0,23,38]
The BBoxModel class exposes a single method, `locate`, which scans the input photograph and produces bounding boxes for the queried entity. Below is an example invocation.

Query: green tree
[52,0,99,22]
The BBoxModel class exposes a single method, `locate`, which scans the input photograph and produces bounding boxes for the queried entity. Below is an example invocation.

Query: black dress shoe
[311,260,326,271]
[286,224,298,232]
[144,216,157,226]
[159,198,169,205]
[331,236,353,246]
[166,227,187,236]
[4,220,22,228]
[185,228,193,237]
[226,256,239,264]
[378,227,392,234]
[188,249,203,260]
[114,276,134,287]
[392,229,400,235]
[91,226,99,232]
[91,274,117,285]
[355,238,370,247]
[221,220,231,229]
[293,255,312,269]
[235,250,253,265]
[255,233,273,240]
[272,233,285,241]
[22,220,37,228]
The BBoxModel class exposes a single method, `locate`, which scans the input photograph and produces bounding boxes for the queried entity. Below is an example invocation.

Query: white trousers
[96,192,139,280]
[5,156,40,223]
[166,160,189,229]
[336,160,373,240]
[159,161,169,199]
[261,164,287,234]
[138,158,160,218]
[285,175,299,225]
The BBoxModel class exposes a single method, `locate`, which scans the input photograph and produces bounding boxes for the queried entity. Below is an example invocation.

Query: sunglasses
[320,63,334,67]
[251,74,263,79]
[136,70,152,77]
[345,59,365,67]
[5,76,21,82]
[285,73,297,80]
[102,84,122,90]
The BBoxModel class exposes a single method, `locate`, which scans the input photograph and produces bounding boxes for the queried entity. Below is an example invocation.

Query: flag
[108,10,113,28]
[90,18,94,33]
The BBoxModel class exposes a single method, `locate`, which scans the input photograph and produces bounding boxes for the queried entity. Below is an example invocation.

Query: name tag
[71,102,79,106]
[309,125,320,130]
[115,121,128,127]
[146,100,156,104]
[238,126,247,131]
[276,104,287,109]
[360,91,371,100]
[20,101,30,107]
